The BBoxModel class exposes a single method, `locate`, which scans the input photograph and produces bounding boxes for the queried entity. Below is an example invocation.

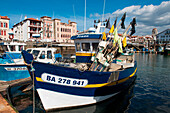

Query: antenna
[20,14,23,22]
[53,11,55,19]
[73,4,76,22]
[102,0,106,22]
[84,0,86,31]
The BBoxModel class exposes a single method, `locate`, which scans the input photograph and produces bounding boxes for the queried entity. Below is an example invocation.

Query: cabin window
[75,43,81,51]
[82,43,90,51]
[47,50,52,59]
[32,50,40,58]
[2,45,8,51]
[19,45,23,51]
[39,51,45,59]
[92,43,98,51]
[9,45,15,51]
[27,49,31,53]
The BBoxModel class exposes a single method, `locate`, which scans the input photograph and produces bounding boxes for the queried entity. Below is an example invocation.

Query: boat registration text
[5,67,27,71]
[41,73,88,87]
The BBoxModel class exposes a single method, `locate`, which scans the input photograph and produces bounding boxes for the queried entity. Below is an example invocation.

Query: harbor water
[8,53,170,113]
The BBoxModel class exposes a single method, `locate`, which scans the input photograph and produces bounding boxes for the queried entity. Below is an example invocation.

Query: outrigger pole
[90,17,135,72]
[89,13,126,71]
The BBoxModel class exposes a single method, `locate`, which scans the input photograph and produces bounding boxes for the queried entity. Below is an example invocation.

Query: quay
[0,94,17,113]
[0,77,32,113]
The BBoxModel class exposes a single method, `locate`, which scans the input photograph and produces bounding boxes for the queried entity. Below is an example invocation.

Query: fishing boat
[22,16,137,111]
[0,42,30,81]
[164,44,170,55]
[0,41,60,81]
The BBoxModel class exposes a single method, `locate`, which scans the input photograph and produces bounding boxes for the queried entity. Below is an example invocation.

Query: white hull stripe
[37,88,119,110]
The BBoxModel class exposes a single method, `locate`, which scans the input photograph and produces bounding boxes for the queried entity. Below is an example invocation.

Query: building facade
[53,19,77,43]
[13,17,42,42]
[0,16,10,40]
[156,29,170,44]
[12,16,77,43]
[40,16,54,42]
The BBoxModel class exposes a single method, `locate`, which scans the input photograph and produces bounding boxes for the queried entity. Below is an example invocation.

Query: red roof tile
[0,16,10,20]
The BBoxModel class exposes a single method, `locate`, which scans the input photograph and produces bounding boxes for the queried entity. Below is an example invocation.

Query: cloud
[90,1,170,35]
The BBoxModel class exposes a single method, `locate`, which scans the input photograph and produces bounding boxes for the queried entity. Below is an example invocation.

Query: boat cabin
[0,42,26,52]
[71,24,105,63]
[0,42,26,59]
[71,33,102,63]
[26,48,61,63]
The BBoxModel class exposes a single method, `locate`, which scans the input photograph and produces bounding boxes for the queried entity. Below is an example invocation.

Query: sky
[1,0,170,36]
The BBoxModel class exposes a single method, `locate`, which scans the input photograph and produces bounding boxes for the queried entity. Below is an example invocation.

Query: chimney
[24,16,27,19]
[68,20,71,24]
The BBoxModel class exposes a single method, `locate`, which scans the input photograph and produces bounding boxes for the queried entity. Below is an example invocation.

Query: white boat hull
[37,88,119,111]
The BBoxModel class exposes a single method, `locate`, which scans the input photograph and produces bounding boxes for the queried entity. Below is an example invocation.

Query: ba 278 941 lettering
[46,75,84,86]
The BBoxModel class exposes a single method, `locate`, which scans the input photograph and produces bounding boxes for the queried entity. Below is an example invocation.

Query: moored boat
[0,42,60,81]
[22,16,138,111]
[0,42,29,81]
[164,44,170,55]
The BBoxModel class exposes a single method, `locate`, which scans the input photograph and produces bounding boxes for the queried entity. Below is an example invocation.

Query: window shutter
[1,30,3,35]
[4,30,6,36]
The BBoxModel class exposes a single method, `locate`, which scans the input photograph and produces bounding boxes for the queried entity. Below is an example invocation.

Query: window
[92,43,98,51]
[82,43,90,51]
[26,49,32,53]
[47,33,50,38]
[4,30,6,36]
[0,30,1,35]
[75,43,81,51]
[4,23,5,27]
[6,23,8,28]
[1,30,3,35]
[1,22,3,27]
[39,51,45,59]
[9,45,16,51]
[32,50,40,58]
[19,45,24,51]
[47,51,52,59]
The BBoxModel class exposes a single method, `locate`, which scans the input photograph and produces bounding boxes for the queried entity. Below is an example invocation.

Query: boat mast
[102,0,106,22]
[84,0,86,31]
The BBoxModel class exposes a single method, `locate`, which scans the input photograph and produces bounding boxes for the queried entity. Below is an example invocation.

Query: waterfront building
[0,16,10,40]
[156,29,170,44]
[13,16,77,43]
[53,19,77,43]
[13,16,43,42]
[40,16,54,42]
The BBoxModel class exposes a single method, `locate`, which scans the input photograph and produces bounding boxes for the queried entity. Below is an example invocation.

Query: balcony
[29,24,42,28]
[29,31,41,34]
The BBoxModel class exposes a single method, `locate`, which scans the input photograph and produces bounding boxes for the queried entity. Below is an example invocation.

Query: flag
[109,17,117,33]
[113,28,118,46]
[106,17,111,29]
[122,32,127,47]
[114,17,117,28]
[130,18,136,36]
[109,25,114,33]
[102,32,107,41]
[120,12,126,29]
[118,37,123,53]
